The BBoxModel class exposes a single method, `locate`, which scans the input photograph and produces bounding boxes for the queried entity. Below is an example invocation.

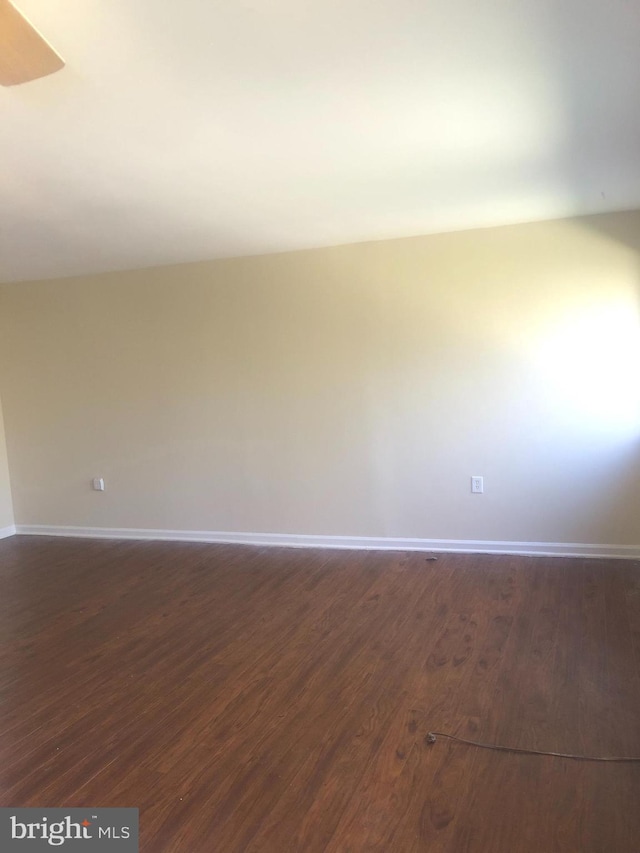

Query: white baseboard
[0,524,16,539]
[13,525,640,560]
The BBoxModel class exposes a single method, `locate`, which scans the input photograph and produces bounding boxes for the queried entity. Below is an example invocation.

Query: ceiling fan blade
[0,0,64,86]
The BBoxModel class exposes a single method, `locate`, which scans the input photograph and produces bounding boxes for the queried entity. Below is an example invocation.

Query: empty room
[1,0,640,851]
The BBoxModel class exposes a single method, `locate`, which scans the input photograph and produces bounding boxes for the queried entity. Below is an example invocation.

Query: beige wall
[0,394,15,531]
[1,211,639,546]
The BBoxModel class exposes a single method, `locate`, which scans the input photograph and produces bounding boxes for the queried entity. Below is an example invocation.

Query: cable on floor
[426,731,640,762]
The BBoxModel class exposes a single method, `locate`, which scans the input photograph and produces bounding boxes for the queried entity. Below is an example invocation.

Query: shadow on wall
[540,0,640,218]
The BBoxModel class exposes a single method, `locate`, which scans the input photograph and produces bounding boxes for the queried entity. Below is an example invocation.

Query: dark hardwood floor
[1,536,640,851]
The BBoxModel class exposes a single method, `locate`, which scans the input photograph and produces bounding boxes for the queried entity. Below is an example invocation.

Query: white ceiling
[2,0,640,283]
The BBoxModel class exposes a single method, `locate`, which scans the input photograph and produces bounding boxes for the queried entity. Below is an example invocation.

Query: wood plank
[1,536,639,852]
